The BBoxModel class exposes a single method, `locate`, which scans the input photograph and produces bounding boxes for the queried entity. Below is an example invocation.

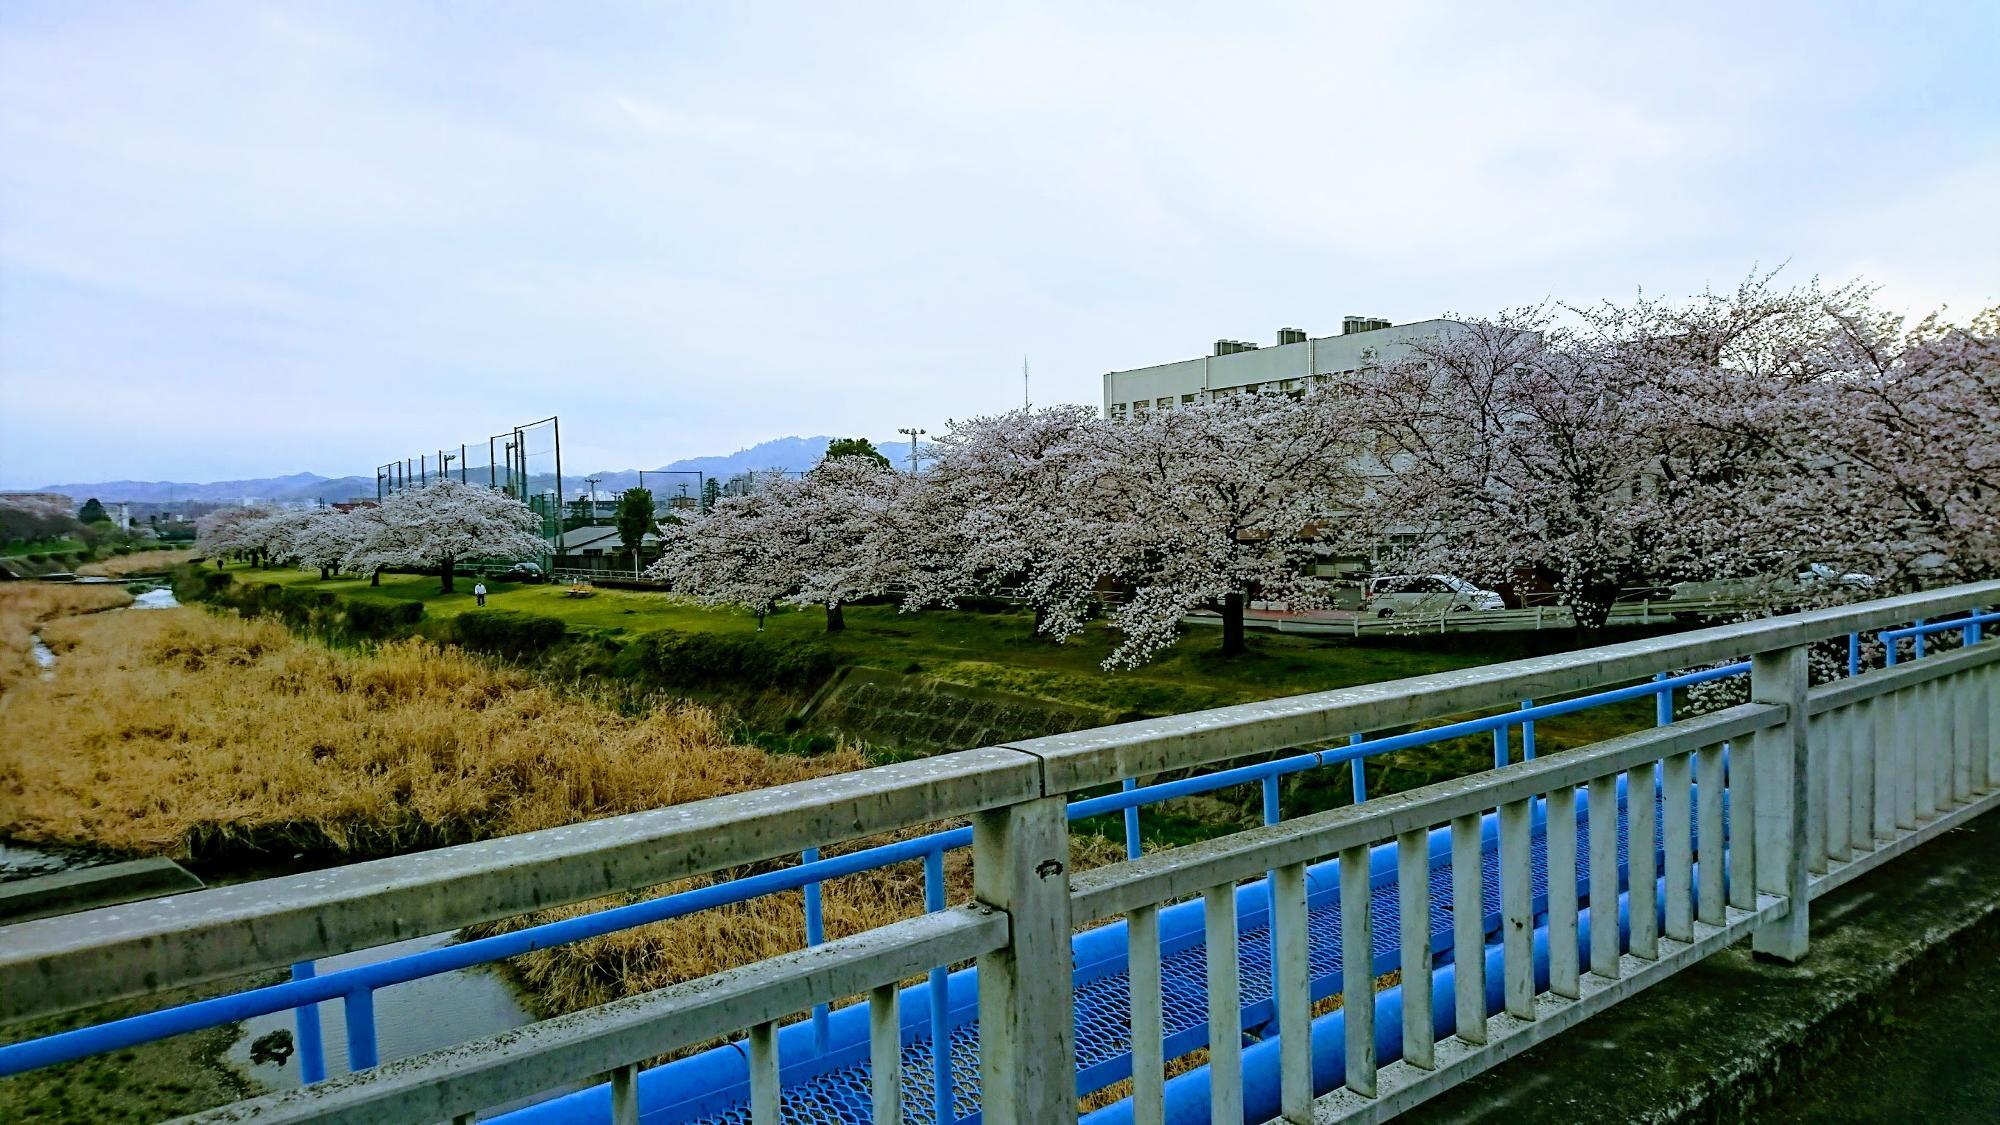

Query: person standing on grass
[473,580,487,607]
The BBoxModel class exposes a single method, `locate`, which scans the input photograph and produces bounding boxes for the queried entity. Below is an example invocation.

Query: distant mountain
[32,472,377,505]
[30,436,926,506]
[568,436,924,497]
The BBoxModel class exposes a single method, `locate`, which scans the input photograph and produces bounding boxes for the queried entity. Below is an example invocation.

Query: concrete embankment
[1409,807,2000,1124]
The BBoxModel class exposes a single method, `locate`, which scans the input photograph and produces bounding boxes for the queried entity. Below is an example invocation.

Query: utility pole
[1024,355,1030,409]
[583,475,602,524]
[897,427,927,473]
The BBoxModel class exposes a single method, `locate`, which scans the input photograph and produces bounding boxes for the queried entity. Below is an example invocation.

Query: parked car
[1796,563,1876,590]
[492,561,545,583]
[1362,574,1506,617]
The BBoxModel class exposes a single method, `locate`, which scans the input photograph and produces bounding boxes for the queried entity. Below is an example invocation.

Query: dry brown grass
[77,548,198,577]
[1,599,1108,1026]
[0,582,133,692]
[0,605,859,860]
[470,829,1129,1024]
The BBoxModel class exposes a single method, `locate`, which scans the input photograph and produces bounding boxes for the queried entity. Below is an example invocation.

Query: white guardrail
[0,583,1995,1124]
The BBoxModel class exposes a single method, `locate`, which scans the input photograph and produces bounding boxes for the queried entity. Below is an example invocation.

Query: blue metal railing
[31,614,1972,1091]
[1882,610,1997,665]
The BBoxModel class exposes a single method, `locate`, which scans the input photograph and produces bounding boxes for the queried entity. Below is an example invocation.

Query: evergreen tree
[614,487,657,572]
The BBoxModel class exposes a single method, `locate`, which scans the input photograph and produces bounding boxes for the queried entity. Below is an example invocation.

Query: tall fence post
[974,795,1077,1123]
[1752,644,1811,962]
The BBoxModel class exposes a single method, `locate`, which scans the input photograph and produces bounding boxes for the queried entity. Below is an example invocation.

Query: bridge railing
[1,584,1996,1123]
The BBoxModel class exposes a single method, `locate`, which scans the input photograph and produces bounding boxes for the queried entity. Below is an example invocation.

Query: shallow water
[132,586,180,609]
[229,931,549,1107]
[0,840,114,882]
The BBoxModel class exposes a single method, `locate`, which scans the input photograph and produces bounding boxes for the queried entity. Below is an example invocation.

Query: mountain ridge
[26,434,923,504]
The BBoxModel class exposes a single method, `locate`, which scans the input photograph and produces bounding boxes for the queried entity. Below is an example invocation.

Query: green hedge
[448,610,569,661]
[345,599,425,636]
[617,629,835,691]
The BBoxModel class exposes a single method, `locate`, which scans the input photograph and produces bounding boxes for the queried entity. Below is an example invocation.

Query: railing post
[1752,644,1811,962]
[974,795,1076,1123]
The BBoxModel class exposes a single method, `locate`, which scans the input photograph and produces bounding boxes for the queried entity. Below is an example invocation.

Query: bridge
[1,582,1995,1123]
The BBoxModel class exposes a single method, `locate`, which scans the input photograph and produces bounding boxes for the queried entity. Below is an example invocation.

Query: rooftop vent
[1342,316,1392,335]
[1213,339,1261,356]
[1277,327,1308,345]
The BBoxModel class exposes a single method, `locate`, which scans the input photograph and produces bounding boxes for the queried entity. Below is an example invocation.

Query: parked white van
[1362,574,1506,617]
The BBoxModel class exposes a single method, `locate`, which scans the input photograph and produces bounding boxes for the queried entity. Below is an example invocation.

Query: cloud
[2,0,1996,486]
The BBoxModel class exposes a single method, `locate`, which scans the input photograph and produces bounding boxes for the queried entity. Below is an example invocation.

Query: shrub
[450,610,569,661]
[618,629,835,691]
[344,599,424,638]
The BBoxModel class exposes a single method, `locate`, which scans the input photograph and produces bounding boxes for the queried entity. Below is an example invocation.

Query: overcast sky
[2,1,1995,487]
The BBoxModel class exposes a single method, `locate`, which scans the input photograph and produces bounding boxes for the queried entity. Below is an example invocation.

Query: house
[555,524,665,576]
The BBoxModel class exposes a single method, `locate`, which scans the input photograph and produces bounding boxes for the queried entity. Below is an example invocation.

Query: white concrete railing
[2,583,1996,1124]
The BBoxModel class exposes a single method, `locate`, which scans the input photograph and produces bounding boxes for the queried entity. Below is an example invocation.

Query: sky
[2,1,1996,487]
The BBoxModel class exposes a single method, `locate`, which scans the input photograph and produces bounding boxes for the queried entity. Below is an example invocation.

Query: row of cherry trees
[196,479,544,593]
[648,276,1998,668]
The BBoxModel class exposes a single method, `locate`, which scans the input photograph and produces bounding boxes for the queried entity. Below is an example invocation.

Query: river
[8,580,546,1105]
[226,932,544,1102]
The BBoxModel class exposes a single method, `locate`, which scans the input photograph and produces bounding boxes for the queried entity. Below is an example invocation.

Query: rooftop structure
[1102,316,1463,420]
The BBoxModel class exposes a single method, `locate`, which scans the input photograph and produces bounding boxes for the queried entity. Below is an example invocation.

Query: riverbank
[0,581,133,691]
[76,547,198,578]
[196,564,1663,794]
[0,596,854,864]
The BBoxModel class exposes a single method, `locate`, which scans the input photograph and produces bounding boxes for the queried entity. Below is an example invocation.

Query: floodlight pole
[898,427,927,473]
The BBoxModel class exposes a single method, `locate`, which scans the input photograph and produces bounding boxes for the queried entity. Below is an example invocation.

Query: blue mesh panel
[660,786,1716,1124]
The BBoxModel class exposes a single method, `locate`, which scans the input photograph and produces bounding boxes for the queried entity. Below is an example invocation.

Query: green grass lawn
[233,564,1666,755]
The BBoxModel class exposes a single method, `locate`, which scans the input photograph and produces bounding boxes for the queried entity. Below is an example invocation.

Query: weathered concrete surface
[1408,807,2000,1124]
[0,856,202,924]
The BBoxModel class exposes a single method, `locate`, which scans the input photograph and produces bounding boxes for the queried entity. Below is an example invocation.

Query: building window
[1109,402,1127,420]
[1181,393,1197,404]
[1156,396,1173,411]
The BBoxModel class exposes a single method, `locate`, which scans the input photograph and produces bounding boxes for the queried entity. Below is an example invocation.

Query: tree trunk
[1221,590,1247,656]
[826,601,845,632]
[319,566,331,581]
[370,567,382,587]
[439,556,456,595]
[1572,579,1621,630]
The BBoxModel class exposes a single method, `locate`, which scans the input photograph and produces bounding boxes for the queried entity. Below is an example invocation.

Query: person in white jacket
[473,581,488,607]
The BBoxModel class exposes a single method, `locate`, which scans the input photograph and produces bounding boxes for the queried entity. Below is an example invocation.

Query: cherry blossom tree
[787,455,909,631]
[1079,389,1365,667]
[1777,304,2000,591]
[1342,275,1891,628]
[647,453,905,631]
[896,405,1108,638]
[646,491,801,629]
[288,508,365,580]
[195,504,277,567]
[343,480,544,594]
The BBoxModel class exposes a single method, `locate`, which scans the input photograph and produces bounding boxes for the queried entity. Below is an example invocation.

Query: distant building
[1101,316,1464,420]
[555,524,666,576]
